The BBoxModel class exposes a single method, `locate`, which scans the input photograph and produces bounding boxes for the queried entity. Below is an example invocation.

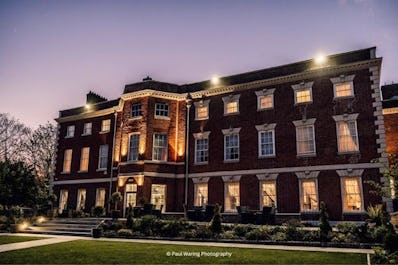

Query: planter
[92,228,103,238]
[112,210,120,220]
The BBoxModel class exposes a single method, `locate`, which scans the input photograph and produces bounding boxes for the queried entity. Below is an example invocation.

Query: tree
[319,201,332,242]
[210,204,222,235]
[367,154,398,200]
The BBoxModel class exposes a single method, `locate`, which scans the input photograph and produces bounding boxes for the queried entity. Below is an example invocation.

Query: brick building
[382,83,398,158]
[52,47,388,221]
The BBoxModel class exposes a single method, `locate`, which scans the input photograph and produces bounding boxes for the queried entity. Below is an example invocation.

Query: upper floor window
[222,94,240,115]
[153,133,168,161]
[66,125,75,138]
[98,144,108,170]
[341,177,363,212]
[194,99,210,120]
[293,118,316,156]
[333,114,359,154]
[330,74,355,99]
[131,103,142,118]
[300,179,318,212]
[256,123,276,158]
[79,147,90,172]
[82,123,92,135]
[155,103,169,118]
[193,132,210,164]
[101,119,111,133]
[63,149,72,173]
[128,134,140,162]
[222,128,241,162]
[292,81,314,104]
[255,88,275,110]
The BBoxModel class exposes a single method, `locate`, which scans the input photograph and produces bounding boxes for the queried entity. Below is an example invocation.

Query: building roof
[381,83,398,109]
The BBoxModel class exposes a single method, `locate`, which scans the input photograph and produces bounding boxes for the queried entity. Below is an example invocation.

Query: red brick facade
[52,47,389,221]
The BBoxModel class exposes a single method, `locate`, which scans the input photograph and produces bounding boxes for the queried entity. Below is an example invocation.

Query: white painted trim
[257,129,276,158]
[330,74,355,99]
[299,177,319,213]
[340,176,365,213]
[222,175,242,182]
[192,177,210,184]
[336,169,364,177]
[295,171,320,179]
[259,180,277,209]
[255,88,275,111]
[222,127,241,135]
[294,123,316,157]
[53,177,117,185]
[152,133,168,162]
[194,135,209,165]
[292,81,314,105]
[383,107,398,115]
[223,132,240,162]
[222,94,240,115]
[193,131,211,139]
[154,102,170,119]
[256,173,278,181]
[127,132,140,162]
[223,181,240,212]
[194,99,210,120]
[332,113,359,122]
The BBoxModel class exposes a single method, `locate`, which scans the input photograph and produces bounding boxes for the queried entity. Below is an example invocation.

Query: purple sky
[1,0,397,128]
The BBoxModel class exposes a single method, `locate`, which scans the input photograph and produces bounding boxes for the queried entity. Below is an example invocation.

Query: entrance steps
[22,218,104,237]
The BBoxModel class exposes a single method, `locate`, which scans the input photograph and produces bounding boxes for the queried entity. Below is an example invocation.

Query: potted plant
[91,226,103,238]
[110,192,122,220]
[46,194,58,219]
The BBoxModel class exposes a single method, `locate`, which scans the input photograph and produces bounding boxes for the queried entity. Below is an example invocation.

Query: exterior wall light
[211,75,220,86]
[314,53,327,65]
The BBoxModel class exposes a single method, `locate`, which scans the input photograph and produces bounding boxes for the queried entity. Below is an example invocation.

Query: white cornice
[332,113,359,122]
[56,106,119,123]
[292,118,316,127]
[255,123,276,131]
[122,89,187,101]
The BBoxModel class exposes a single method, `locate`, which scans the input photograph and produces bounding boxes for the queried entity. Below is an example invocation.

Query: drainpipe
[108,110,118,213]
[184,94,192,212]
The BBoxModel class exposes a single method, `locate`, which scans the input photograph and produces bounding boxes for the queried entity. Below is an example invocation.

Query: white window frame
[255,88,275,110]
[256,123,276,158]
[100,119,111,133]
[82,122,92,136]
[76,189,86,211]
[194,99,210,120]
[293,118,316,157]
[154,103,169,119]
[292,81,314,105]
[65,125,75,138]
[62,149,73,173]
[222,127,241,162]
[98,144,109,170]
[260,180,277,208]
[127,133,140,162]
[193,131,210,164]
[79,147,90,172]
[340,176,364,213]
[330,74,355,99]
[130,103,142,119]
[222,94,240,115]
[296,171,320,213]
[95,188,106,207]
[257,174,278,210]
[194,182,209,207]
[222,175,241,213]
[332,113,360,154]
[150,184,167,213]
[152,133,168,161]
[59,189,68,214]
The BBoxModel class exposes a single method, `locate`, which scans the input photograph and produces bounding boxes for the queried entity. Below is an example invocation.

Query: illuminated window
[59,190,68,214]
[131,103,142,118]
[66,125,75,138]
[335,83,353,97]
[126,183,137,207]
[83,123,92,135]
[222,94,240,115]
[101,119,111,133]
[128,134,140,161]
[225,182,240,212]
[337,121,359,152]
[224,134,239,161]
[79,147,90,172]
[155,103,169,118]
[296,125,315,155]
[194,183,208,207]
[342,177,362,211]
[260,95,273,109]
[63,149,72,173]
[226,101,238,114]
[330,75,355,99]
[95,188,106,207]
[260,181,277,207]
[76,189,86,211]
[258,130,275,157]
[197,106,208,120]
[153,133,168,161]
[151,184,166,212]
[98,145,108,169]
[296,89,311,103]
[300,179,318,211]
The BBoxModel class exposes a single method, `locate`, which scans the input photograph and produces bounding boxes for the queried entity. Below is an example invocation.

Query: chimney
[143,76,152,82]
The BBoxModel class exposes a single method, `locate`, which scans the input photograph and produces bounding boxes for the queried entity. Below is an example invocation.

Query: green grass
[0,239,367,264]
[0,235,45,245]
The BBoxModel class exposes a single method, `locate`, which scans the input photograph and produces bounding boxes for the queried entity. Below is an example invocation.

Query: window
[342,177,362,212]
[66,125,75,138]
[151,184,166,213]
[292,81,313,104]
[194,183,208,207]
[300,179,318,211]
[194,99,210,120]
[330,74,355,98]
[296,125,315,155]
[79,147,90,172]
[222,94,240,115]
[256,88,275,110]
[76,189,86,211]
[126,183,137,207]
[260,181,277,208]
[95,188,106,207]
[195,138,208,164]
[101,119,111,133]
[128,134,140,161]
[131,103,142,118]
[333,114,359,154]
[155,103,169,118]
[59,190,68,214]
[259,130,275,157]
[98,145,109,169]
[63,149,72,173]
[83,123,92,135]
[153,133,168,161]
[224,182,240,212]
[224,134,239,161]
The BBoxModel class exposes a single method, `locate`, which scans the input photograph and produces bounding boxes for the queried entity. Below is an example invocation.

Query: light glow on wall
[134,174,144,186]
[314,53,327,65]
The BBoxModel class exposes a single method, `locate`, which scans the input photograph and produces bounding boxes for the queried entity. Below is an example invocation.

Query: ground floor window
[59,190,68,214]
[95,188,106,207]
[260,181,276,208]
[300,179,318,211]
[125,183,137,208]
[151,184,166,212]
[194,183,208,207]
[224,182,240,212]
[76,189,86,211]
[342,177,362,211]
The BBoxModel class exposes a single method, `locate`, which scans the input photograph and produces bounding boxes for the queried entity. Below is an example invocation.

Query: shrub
[209,204,222,235]
[233,224,254,238]
[245,226,272,241]
[126,205,134,229]
[371,247,398,264]
[9,206,23,218]
[92,206,105,217]
[371,224,391,243]
[0,205,4,215]
[194,225,212,239]
[336,222,357,234]
[367,204,384,226]
[110,192,123,210]
[220,230,239,239]
[161,219,188,237]
[285,219,304,241]
[117,229,133,237]
[272,231,286,241]
[319,202,332,242]
[139,215,163,236]
[384,232,398,253]
[101,220,123,231]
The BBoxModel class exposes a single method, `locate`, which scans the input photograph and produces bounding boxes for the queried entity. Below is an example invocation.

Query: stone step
[34,223,96,229]
[22,229,91,237]
[27,226,92,233]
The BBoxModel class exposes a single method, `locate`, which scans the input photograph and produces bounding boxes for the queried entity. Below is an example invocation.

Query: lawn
[0,239,367,264]
[0,235,45,245]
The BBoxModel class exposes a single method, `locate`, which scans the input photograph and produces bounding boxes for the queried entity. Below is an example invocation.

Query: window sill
[96,168,107,172]
[294,102,313,106]
[223,112,239,116]
[296,153,316,158]
[81,133,91,136]
[195,117,209,121]
[257,107,274,112]
[342,211,366,215]
[258,155,276,159]
[333,95,355,100]
[61,172,70,174]
[64,136,74,139]
[154,115,170,120]
[300,210,320,214]
[338,151,360,155]
[77,170,88,173]
[223,159,239,163]
[129,116,143,120]
[194,162,208,166]
[99,130,110,134]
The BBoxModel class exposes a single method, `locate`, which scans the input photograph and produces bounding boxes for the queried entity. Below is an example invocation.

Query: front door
[124,183,137,216]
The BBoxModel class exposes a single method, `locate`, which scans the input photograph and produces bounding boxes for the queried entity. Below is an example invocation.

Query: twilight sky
[1,0,397,128]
